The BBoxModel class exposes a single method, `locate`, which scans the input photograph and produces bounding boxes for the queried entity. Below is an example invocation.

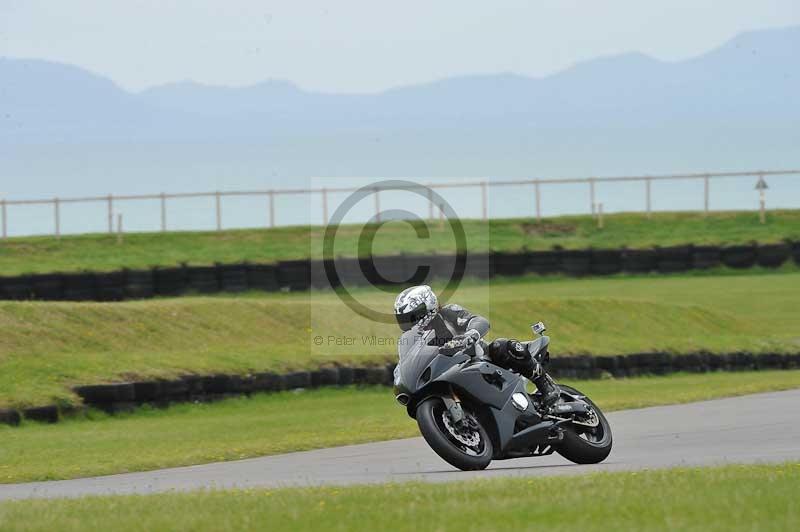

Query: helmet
[394,285,438,331]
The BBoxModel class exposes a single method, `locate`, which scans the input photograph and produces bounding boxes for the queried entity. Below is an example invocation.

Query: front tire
[416,397,493,471]
[554,385,613,464]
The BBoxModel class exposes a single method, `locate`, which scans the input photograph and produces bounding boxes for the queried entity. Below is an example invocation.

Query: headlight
[511,392,529,411]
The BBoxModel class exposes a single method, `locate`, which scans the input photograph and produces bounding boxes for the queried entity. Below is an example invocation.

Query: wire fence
[1,169,798,239]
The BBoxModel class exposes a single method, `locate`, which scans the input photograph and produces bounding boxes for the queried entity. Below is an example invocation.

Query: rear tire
[555,385,613,464]
[416,397,493,471]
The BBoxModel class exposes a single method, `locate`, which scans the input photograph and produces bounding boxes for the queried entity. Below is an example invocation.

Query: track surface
[2,390,799,500]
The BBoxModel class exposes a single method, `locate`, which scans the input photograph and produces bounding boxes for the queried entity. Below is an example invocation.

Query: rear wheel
[416,397,493,471]
[554,385,613,464]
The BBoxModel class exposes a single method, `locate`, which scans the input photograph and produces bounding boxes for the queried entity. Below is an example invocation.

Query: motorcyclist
[393,285,561,408]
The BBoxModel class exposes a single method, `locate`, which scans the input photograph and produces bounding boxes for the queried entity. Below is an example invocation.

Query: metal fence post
[757,174,767,224]
[160,192,167,232]
[117,213,123,244]
[215,191,222,231]
[107,194,114,233]
[481,181,488,221]
[54,198,61,238]
[2,170,798,238]
[268,190,275,228]
[1,199,6,239]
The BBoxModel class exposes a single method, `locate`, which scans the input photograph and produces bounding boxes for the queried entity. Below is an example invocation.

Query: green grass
[0,210,797,275]
[1,371,799,484]
[1,464,798,531]
[2,271,799,408]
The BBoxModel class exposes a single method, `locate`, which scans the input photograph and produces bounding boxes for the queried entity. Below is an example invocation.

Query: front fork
[442,386,465,426]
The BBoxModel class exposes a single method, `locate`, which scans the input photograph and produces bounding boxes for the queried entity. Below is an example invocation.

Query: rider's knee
[486,338,536,378]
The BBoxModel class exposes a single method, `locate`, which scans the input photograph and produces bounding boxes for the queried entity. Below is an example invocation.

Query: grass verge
[1,271,799,408]
[1,463,798,531]
[0,210,798,275]
[1,371,799,484]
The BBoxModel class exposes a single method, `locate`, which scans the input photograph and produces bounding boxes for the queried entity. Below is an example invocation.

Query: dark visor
[395,303,428,331]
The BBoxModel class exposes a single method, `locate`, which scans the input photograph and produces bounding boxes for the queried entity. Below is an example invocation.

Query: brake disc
[441,412,481,447]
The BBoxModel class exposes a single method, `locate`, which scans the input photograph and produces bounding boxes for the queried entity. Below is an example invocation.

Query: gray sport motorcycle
[393,322,612,471]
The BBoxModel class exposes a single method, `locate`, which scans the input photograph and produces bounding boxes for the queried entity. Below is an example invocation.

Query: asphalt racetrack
[2,389,798,501]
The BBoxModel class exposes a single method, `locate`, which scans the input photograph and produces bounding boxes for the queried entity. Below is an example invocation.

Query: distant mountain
[1,26,798,183]
[3,26,799,142]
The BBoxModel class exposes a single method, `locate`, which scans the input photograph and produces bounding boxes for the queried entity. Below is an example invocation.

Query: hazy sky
[1,1,798,93]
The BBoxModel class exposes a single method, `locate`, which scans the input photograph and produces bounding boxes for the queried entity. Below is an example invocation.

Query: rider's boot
[532,372,560,409]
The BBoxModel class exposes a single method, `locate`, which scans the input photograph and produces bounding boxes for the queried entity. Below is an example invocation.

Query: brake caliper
[441,396,465,427]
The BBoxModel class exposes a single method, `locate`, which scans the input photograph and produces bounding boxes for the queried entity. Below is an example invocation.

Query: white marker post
[755,175,768,224]
[117,213,124,244]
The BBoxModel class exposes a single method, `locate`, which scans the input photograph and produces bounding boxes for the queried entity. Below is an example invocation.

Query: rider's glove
[443,336,468,350]
[464,329,482,346]
[442,329,482,352]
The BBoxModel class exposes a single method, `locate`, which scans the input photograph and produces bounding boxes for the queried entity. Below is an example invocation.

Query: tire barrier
[330,257,362,287]
[219,263,249,293]
[31,274,64,301]
[527,250,561,275]
[622,248,658,273]
[276,260,311,291]
[310,259,336,290]
[756,243,791,268]
[369,256,408,287]
[656,246,692,273]
[590,249,622,276]
[491,252,528,277]
[2,352,798,426]
[0,408,22,426]
[74,383,136,404]
[560,250,592,276]
[154,266,187,296]
[311,367,339,387]
[22,405,59,423]
[1,241,798,302]
[186,266,220,294]
[692,246,721,269]
[247,263,279,292]
[464,253,491,280]
[124,269,155,299]
[0,276,32,300]
[357,257,382,287]
[721,244,758,269]
[427,254,459,282]
[63,273,97,301]
[95,271,126,301]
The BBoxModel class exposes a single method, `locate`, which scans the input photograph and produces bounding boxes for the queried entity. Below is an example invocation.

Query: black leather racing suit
[423,304,491,346]
[422,304,559,406]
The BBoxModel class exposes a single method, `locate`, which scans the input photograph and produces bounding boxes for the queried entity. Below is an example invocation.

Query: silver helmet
[394,285,438,331]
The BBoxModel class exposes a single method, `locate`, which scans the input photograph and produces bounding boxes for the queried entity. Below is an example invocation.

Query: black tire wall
[0,240,796,302]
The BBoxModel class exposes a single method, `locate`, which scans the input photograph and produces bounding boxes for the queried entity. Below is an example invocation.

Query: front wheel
[416,397,493,471]
[554,385,613,464]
